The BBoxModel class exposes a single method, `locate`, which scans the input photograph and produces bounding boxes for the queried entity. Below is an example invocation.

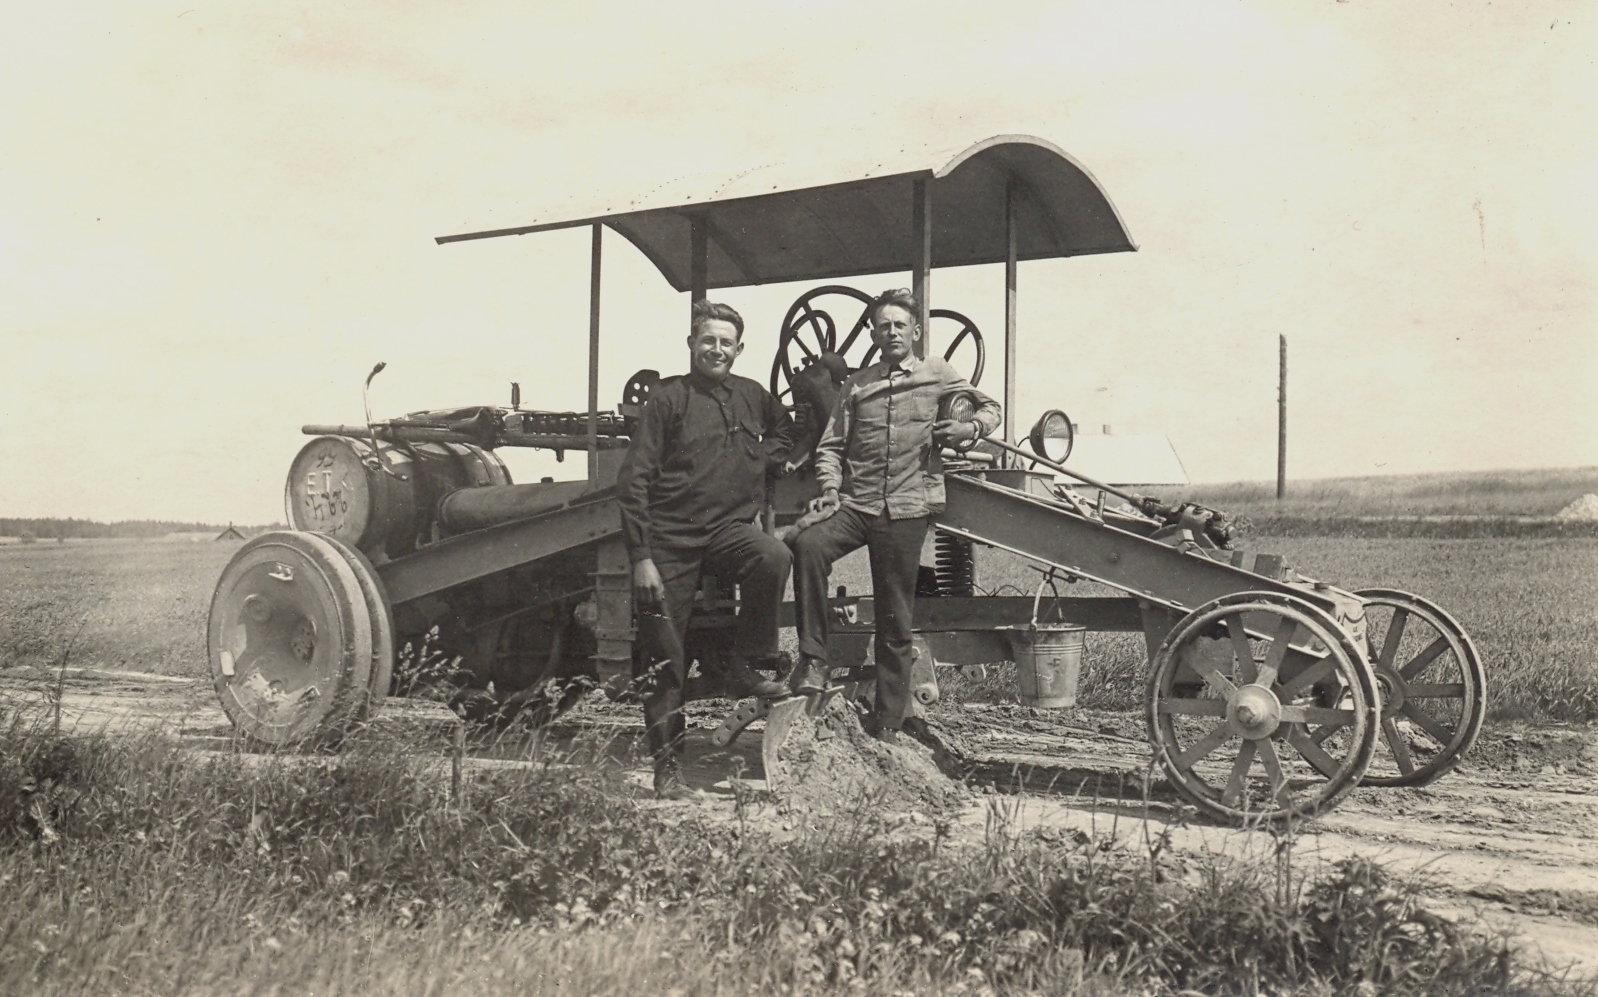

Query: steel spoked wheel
[1355,588,1486,787]
[1148,592,1380,824]
[208,531,374,745]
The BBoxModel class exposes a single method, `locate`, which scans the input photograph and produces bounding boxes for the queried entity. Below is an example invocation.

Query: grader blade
[761,696,810,790]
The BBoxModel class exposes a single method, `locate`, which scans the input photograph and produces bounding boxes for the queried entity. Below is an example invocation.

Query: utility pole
[1277,335,1287,501]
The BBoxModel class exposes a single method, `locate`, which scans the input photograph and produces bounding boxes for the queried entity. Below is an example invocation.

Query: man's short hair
[868,288,920,327]
[690,299,744,340]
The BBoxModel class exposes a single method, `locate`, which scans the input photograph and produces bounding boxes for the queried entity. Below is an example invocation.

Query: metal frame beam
[911,176,932,358]
[587,223,602,482]
[1004,179,1019,459]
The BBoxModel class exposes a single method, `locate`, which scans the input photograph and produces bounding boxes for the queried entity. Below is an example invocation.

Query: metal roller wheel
[1354,588,1486,787]
[1148,591,1380,824]
[208,531,375,745]
[318,533,397,704]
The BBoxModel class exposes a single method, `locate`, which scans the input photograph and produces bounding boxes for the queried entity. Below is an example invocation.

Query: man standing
[789,289,1000,742]
[618,299,794,799]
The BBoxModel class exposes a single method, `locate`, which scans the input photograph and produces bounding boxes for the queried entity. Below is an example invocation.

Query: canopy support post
[1003,179,1019,463]
[690,215,708,311]
[911,177,932,358]
[587,223,602,483]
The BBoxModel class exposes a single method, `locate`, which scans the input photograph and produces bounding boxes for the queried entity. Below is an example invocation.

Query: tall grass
[0,713,1584,996]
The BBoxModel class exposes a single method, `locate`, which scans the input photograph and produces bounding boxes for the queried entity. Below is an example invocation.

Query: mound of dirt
[1556,493,1598,521]
[770,697,967,818]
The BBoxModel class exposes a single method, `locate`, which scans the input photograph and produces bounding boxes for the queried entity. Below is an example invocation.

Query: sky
[1,1,1594,524]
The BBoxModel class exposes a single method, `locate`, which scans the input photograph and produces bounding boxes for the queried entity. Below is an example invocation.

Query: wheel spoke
[1400,702,1455,745]
[1221,739,1257,808]
[797,302,833,353]
[1278,656,1336,697]
[1285,725,1342,779]
[1256,739,1293,809]
[1175,720,1235,771]
[1309,714,1352,745]
[1408,683,1466,698]
[1279,705,1355,726]
[1399,636,1452,681]
[1158,697,1228,717]
[1382,716,1417,776]
[1257,613,1298,689]
[1225,614,1256,685]
[1378,608,1409,669]
[1185,653,1239,700]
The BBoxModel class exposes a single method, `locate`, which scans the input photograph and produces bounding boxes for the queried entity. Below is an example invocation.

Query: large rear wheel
[1355,588,1486,786]
[1148,592,1380,824]
[208,531,375,745]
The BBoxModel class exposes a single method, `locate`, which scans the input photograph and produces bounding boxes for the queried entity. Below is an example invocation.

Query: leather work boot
[786,656,829,697]
[654,760,697,801]
[723,659,791,700]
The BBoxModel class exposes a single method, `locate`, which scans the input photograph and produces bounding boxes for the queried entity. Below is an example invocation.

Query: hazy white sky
[2,1,1594,523]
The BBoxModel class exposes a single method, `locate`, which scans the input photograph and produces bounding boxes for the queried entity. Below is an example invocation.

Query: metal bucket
[1002,575,1086,709]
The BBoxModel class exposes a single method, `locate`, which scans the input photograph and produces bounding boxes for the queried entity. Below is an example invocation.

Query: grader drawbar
[208,135,1485,824]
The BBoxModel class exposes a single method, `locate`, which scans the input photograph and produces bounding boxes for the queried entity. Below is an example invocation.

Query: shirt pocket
[735,420,767,463]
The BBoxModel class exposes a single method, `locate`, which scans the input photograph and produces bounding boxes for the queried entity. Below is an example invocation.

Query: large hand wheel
[1354,588,1486,787]
[208,531,376,745]
[770,286,874,402]
[770,286,987,401]
[1148,591,1380,824]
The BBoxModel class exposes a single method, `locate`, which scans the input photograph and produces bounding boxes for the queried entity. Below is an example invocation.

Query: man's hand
[632,558,667,610]
[933,419,980,449]
[809,487,840,518]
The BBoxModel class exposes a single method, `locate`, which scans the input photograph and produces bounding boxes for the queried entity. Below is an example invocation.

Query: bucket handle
[1029,569,1068,629]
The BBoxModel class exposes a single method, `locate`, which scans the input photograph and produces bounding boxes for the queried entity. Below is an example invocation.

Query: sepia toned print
[3,3,1596,992]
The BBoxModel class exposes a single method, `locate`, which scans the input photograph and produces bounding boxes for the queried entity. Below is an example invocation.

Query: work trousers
[639,521,792,771]
[791,507,930,732]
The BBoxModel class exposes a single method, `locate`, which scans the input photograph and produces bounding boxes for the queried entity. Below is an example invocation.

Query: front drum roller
[1355,588,1486,787]
[318,533,397,704]
[1148,592,1380,824]
[207,531,375,744]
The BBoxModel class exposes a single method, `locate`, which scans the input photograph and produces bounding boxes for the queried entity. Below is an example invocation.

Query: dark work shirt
[617,370,795,562]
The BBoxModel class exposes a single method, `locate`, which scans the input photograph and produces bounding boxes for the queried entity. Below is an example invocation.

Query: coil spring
[933,530,976,597]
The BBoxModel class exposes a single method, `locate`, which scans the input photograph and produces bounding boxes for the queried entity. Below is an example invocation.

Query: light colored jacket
[814,354,1000,519]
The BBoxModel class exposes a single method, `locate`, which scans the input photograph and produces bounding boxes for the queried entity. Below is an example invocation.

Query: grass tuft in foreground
[1,714,1590,996]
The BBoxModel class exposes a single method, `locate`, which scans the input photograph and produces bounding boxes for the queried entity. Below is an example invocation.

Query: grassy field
[0,540,230,676]
[1178,466,1598,520]
[0,716,1566,996]
[4,527,1597,722]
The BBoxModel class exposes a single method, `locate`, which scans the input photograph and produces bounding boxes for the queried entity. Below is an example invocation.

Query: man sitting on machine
[617,299,795,799]
[788,289,1000,743]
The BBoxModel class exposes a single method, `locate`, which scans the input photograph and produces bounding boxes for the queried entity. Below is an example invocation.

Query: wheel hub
[1373,665,1408,717]
[1229,683,1283,739]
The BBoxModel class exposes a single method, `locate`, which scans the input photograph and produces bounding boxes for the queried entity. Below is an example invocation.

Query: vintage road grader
[208,135,1486,824]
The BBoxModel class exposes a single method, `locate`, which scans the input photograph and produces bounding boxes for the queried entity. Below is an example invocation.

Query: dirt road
[6,666,1597,976]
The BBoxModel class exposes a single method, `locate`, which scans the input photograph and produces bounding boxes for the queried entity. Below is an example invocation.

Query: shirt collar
[881,353,922,375]
[686,370,733,394]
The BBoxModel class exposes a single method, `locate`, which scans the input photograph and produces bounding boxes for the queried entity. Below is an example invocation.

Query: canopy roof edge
[435,135,1136,290]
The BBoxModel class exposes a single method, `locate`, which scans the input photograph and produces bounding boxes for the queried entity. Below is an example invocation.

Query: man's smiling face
[687,319,744,381]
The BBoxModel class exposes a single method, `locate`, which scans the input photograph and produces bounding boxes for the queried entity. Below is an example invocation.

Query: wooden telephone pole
[1277,335,1287,500]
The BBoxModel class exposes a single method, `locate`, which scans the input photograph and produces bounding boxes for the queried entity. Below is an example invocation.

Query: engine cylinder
[285,437,513,558]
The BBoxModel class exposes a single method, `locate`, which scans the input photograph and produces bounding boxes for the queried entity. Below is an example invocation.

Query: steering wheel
[769,285,986,403]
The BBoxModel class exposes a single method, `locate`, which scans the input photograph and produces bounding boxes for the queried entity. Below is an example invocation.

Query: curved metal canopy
[435,135,1136,291]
